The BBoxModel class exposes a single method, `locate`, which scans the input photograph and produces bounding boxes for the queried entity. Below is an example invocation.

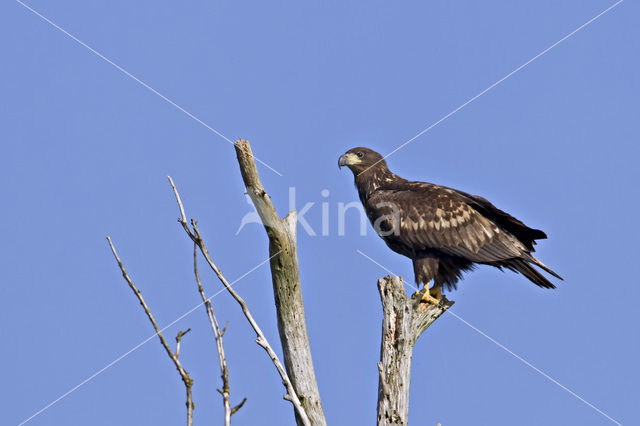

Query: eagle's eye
[356,151,364,158]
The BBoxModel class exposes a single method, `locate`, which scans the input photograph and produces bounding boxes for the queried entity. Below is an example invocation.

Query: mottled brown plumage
[339,147,562,295]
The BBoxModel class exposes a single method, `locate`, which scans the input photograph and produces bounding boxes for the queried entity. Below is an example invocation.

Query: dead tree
[234,140,326,426]
[376,276,453,425]
[107,138,450,425]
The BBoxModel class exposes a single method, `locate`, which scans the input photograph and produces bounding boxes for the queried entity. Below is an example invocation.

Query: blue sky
[1,1,638,425]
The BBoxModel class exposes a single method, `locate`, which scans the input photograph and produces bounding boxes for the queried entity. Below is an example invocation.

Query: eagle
[339,147,562,304]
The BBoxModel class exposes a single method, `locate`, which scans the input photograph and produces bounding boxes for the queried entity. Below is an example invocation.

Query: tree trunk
[376,276,453,426]
[234,140,326,426]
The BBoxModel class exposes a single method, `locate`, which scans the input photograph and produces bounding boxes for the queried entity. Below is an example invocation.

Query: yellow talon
[420,283,443,305]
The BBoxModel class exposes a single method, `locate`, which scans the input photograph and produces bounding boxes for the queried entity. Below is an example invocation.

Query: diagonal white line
[18,251,280,426]
[356,250,401,278]
[445,310,623,426]
[359,0,624,176]
[355,249,623,426]
[14,0,283,177]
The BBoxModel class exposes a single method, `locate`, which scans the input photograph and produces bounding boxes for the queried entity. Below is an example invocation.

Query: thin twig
[175,328,191,359]
[193,243,246,424]
[231,398,247,415]
[168,176,311,426]
[169,176,188,223]
[106,236,195,426]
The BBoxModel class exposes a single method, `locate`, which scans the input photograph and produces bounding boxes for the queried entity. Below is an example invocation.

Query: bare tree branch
[193,243,245,425]
[376,276,453,426]
[231,397,247,415]
[175,328,191,359]
[233,139,326,426]
[106,236,195,426]
[168,176,311,426]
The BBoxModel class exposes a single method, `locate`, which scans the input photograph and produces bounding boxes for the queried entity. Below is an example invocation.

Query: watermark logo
[236,187,400,237]
[235,194,263,235]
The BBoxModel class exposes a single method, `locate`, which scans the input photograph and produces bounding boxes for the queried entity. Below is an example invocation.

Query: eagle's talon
[419,290,440,305]
[419,283,444,306]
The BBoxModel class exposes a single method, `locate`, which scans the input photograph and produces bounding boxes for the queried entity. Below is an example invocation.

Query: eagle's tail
[528,255,563,280]
[504,257,561,289]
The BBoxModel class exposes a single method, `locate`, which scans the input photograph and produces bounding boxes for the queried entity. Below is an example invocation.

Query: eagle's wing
[367,184,528,262]
[453,190,546,250]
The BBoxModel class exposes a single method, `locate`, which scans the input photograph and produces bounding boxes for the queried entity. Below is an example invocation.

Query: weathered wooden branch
[193,244,245,425]
[106,236,195,426]
[234,139,326,426]
[376,276,453,426]
[168,176,311,426]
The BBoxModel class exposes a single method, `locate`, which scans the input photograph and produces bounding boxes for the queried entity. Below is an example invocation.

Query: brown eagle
[339,147,562,304]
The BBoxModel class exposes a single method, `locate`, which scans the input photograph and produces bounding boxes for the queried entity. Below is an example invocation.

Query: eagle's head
[338,147,387,174]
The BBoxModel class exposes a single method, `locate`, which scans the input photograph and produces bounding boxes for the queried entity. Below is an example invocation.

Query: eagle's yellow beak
[338,153,361,169]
